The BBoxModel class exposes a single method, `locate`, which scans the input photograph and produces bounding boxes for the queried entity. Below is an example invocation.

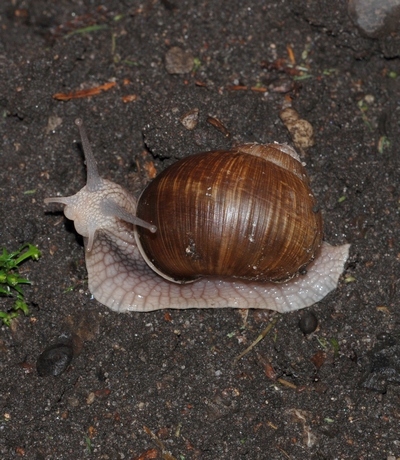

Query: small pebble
[94,388,111,400]
[279,107,315,150]
[45,115,63,134]
[376,331,394,343]
[165,46,194,74]
[67,397,79,407]
[299,311,318,334]
[86,392,96,405]
[348,0,400,38]
[36,342,73,377]
[180,108,199,130]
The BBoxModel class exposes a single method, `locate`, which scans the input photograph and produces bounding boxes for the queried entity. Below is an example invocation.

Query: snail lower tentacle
[44,120,350,313]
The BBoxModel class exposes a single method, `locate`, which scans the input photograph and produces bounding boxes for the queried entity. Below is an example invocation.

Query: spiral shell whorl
[135,143,323,284]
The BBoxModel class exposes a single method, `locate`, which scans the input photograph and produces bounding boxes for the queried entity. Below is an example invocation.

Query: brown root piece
[52,81,116,101]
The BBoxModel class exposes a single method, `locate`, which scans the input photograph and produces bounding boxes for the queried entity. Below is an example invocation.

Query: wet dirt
[1,1,400,459]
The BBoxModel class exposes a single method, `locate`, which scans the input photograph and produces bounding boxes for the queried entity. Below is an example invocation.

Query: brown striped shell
[134,143,323,284]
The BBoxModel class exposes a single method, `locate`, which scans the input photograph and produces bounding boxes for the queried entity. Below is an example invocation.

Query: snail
[44,119,350,313]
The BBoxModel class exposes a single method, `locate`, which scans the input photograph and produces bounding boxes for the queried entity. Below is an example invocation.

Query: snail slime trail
[45,119,350,313]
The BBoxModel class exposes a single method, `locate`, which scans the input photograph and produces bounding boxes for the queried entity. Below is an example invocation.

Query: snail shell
[44,119,349,313]
[135,143,323,284]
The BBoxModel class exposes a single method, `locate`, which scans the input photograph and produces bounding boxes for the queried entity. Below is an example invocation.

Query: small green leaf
[192,57,201,72]
[329,338,340,355]
[357,100,368,111]
[0,244,40,326]
[0,311,19,327]
[85,436,92,453]
[344,275,356,283]
[0,285,10,295]
[11,284,24,296]
[378,136,391,154]
[122,59,139,66]
[324,417,335,423]
[301,43,311,61]
[293,74,313,81]
[15,244,42,265]
[7,274,21,287]
[14,299,30,315]
[322,68,338,76]
[65,24,109,38]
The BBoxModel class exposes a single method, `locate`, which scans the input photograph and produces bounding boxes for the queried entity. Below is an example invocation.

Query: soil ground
[1,1,400,459]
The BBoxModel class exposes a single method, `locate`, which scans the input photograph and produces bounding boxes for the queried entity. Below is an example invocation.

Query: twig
[233,313,280,366]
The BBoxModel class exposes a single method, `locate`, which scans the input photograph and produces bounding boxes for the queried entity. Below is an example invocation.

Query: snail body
[44,119,349,313]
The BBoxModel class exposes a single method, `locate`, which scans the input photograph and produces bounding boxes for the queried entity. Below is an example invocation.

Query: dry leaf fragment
[132,448,159,460]
[311,350,326,370]
[256,352,277,380]
[206,116,230,137]
[144,161,157,179]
